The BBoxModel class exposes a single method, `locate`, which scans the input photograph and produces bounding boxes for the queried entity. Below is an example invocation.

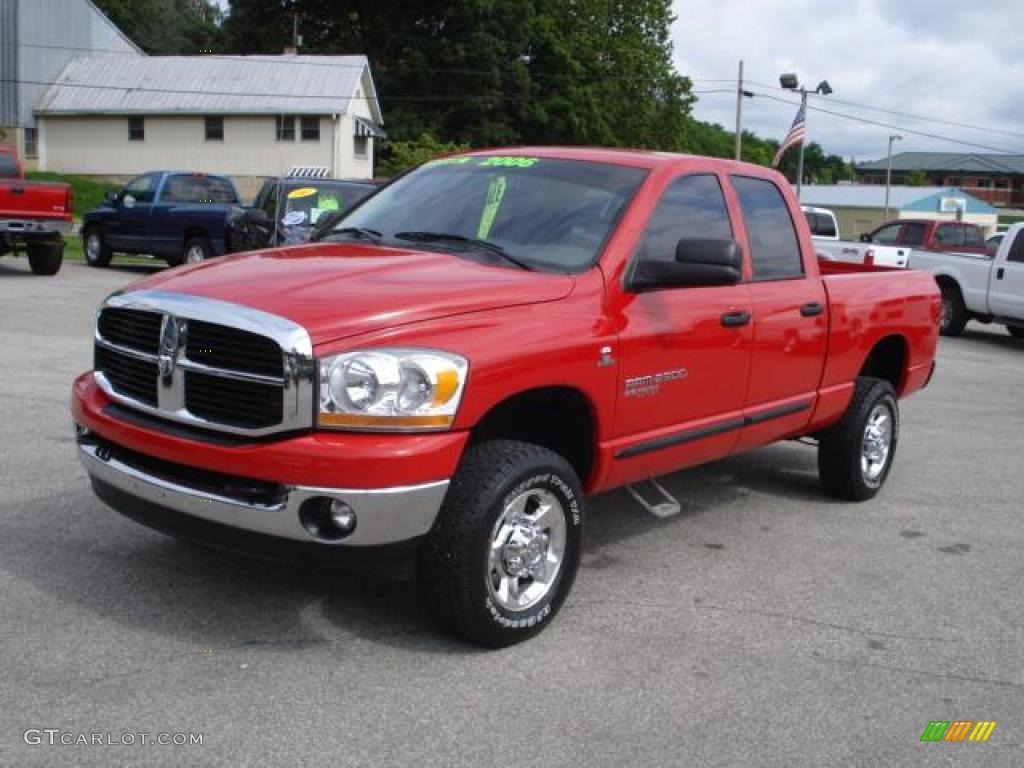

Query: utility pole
[884,134,902,220]
[293,13,301,49]
[734,60,744,161]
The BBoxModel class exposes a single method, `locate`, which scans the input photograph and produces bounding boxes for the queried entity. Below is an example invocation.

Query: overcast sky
[671,0,1024,162]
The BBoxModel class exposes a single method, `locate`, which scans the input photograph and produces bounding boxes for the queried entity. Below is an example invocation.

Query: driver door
[609,173,752,487]
[107,173,156,251]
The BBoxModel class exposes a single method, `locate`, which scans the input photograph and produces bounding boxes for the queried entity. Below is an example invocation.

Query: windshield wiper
[393,231,533,271]
[321,226,383,244]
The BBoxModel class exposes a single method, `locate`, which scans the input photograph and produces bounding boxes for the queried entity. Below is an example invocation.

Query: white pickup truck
[909,222,1024,337]
[803,208,911,268]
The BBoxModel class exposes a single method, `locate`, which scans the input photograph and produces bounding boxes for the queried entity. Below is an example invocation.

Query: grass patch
[26,171,119,218]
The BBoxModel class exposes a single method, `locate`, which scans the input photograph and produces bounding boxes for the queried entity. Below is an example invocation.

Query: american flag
[771,103,806,167]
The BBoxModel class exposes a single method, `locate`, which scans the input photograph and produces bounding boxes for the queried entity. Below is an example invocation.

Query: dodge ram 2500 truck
[72,149,940,647]
[909,221,1024,337]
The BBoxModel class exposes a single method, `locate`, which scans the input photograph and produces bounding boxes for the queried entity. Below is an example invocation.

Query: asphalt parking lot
[1,258,1022,767]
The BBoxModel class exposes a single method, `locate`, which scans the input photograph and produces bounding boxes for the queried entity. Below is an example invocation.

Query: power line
[746,79,1024,142]
[746,88,1023,154]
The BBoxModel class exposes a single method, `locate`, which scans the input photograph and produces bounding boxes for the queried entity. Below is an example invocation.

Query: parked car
[0,145,71,275]
[226,176,380,253]
[72,148,939,646]
[81,171,240,268]
[909,221,1024,337]
[802,205,840,241]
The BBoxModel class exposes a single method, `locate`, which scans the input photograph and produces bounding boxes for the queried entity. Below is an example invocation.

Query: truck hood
[123,242,576,345]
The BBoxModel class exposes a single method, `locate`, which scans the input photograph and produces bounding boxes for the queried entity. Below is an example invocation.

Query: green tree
[376,133,471,177]
[93,0,224,54]
[904,169,928,186]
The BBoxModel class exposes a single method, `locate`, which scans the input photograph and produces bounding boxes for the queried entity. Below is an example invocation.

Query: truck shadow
[5,442,835,656]
[957,326,1023,351]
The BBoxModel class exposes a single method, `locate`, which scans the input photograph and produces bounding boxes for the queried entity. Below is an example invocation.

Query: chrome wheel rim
[85,234,100,261]
[487,488,567,612]
[185,245,205,264]
[861,403,893,485]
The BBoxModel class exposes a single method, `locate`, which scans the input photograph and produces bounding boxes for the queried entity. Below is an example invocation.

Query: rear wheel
[417,440,584,647]
[27,240,64,275]
[818,377,899,501]
[170,236,211,267]
[83,227,112,268]
[939,284,968,337]
[1008,326,1024,340]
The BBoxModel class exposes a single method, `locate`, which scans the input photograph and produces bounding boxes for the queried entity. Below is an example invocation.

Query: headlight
[318,348,468,431]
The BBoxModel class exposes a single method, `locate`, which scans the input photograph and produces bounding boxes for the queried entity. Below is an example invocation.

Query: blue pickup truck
[82,171,239,267]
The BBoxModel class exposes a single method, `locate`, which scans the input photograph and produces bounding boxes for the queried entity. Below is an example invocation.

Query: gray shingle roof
[35,54,380,120]
[856,152,1024,174]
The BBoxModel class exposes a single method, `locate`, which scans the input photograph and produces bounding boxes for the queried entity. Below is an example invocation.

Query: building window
[276,115,295,141]
[128,116,145,141]
[976,179,991,189]
[204,116,224,141]
[300,116,320,141]
[24,127,38,158]
[354,135,368,159]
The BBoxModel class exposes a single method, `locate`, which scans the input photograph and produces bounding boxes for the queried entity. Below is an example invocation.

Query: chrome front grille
[93,290,315,437]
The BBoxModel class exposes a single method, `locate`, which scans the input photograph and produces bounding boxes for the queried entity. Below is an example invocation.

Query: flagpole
[796,88,808,198]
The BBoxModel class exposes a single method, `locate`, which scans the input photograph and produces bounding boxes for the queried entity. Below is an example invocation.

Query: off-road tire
[417,440,584,647]
[939,284,968,337]
[818,377,899,501]
[83,227,112,268]
[27,240,64,275]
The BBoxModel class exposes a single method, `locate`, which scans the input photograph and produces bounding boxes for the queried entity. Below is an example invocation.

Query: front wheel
[83,227,112,268]
[417,440,584,647]
[818,377,899,501]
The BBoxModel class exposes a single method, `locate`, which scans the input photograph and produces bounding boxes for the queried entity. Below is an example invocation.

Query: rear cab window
[731,175,803,280]
[162,175,238,204]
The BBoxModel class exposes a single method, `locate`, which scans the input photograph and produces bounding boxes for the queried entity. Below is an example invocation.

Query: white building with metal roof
[34,54,384,190]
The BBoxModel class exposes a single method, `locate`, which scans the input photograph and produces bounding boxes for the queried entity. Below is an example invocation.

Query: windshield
[331,156,647,272]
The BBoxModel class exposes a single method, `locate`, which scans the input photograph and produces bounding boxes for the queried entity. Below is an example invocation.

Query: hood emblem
[158,314,181,382]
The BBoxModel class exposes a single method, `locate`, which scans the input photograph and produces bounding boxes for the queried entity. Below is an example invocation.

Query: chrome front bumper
[77,441,450,548]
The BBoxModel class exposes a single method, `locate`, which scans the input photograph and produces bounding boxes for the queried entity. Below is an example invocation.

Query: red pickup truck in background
[72,148,940,646]
[0,145,72,275]
[860,218,988,255]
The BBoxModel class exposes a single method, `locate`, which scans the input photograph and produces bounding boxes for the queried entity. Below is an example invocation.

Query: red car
[0,144,71,275]
[72,148,940,646]
[861,218,988,255]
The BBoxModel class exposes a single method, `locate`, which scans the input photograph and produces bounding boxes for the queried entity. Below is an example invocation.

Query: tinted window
[935,224,964,247]
[871,223,902,244]
[963,226,984,247]
[0,152,18,178]
[634,174,732,263]
[162,175,237,204]
[900,222,927,246]
[337,157,647,272]
[1008,232,1024,264]
[124,174,156,203]
[732,175,802,280]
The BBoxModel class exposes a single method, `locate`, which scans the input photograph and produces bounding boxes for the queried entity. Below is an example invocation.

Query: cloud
[671,0,1024,160]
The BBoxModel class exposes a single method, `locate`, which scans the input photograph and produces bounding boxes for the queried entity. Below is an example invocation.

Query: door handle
[997,267,1005,280]
[721,310,751,328]
[10,186,24,194]
[800,302,825,317]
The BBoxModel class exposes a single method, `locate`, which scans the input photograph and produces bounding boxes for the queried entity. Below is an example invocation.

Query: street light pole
[779,74,832,196]
[884,134,902,220]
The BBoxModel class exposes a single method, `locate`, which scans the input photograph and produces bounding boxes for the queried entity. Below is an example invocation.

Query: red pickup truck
[72,148,940,646]
[0,145,71,275]
[861,218,988,255]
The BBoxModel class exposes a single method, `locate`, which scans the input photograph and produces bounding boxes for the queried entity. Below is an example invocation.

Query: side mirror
[626,238,743,292]
[310,210,348,241]
[859,233,872,243]
[122,194,136,209]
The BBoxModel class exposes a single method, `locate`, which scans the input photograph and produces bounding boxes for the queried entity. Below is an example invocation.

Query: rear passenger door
[728,175,827,453]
